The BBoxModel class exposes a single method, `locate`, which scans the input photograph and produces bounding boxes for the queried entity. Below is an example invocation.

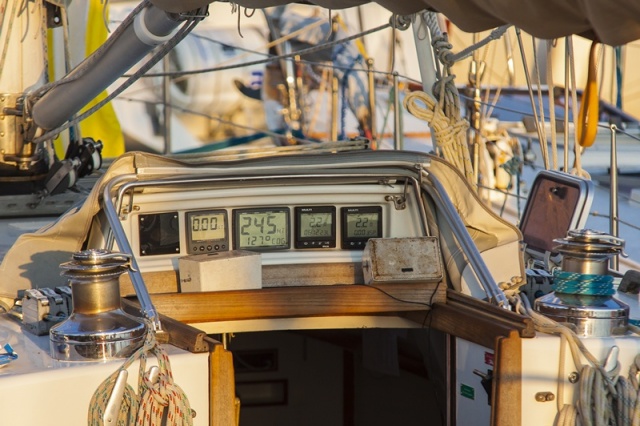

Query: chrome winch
[552,229,626,275]
[49,249,147,361]
[535,229,629,337]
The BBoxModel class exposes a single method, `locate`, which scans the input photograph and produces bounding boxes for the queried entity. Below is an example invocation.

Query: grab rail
[422,170,510,308]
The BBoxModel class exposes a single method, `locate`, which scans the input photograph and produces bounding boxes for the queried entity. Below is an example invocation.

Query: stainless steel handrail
[103,175,162,331]
[421,170,510,307]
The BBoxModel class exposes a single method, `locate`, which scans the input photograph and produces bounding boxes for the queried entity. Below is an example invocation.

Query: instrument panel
[137,204,386,256]
[117,182,424,266]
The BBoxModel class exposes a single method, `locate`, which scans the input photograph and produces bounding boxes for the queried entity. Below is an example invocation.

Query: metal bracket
[385,178,409,210]
[385,195,406,210]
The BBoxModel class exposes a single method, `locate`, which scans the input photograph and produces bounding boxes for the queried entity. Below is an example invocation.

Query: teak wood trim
[121,270,179,296]
[446,290,535,336]
[416,289,534,349]
[133,282,445,324]
[122,298,210,353]
[208,341,238,426]
[492,330,522,426]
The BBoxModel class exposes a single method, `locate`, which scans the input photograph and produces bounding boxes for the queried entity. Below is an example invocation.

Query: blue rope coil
[553,270,615,296]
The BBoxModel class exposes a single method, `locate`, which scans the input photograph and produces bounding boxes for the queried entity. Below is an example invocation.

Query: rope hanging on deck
[88,329,194,426]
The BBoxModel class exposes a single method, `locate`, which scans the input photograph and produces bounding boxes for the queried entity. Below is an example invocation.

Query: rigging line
[532,35,550,170]
[446,25,511,65]
[18,0,30,43]
[515,28,549,170]
[457,92,553,121]
[142,52,385,81]
[590,212,640,231]
[144,22,391,79]
[479,41,496,120]
[476,184,528,202]
[116,95,321,145]
[0,0,17,83]
[564,38,570,172]
[206,11,327,68]
[102,0,111,33]
[483,78,506,119]
[567,36,587,178]
[59,3,82,154]
[611,124,640,143]
[546,40,558,171]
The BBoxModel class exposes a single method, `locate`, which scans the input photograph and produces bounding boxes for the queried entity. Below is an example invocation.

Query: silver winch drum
[534,229,629,337]
[552,229,625,275]
[49,249,147,361]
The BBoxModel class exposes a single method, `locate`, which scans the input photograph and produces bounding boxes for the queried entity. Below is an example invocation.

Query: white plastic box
[178,250,262,292]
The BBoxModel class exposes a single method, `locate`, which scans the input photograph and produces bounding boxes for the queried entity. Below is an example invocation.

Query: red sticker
[484,352,494,366]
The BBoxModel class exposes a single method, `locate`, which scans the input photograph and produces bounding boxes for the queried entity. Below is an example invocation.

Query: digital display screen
[189,211,226,241]
[300,212,333,237]
[341,206,382,249]
[295,206,336,248]
[186,210,229,254]
[234,208,289,250]
[345,212,380,238]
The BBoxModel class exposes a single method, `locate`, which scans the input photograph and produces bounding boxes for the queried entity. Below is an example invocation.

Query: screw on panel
[535,392,555,402]
[568,372,580,383]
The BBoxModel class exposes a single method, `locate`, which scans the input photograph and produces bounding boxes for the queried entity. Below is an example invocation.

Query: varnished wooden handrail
[403,289,535,349]
[128,282,445,325]
[122,298,210,353]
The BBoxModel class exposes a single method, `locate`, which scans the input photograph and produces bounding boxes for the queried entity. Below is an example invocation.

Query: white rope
[0,0,18,83]
[404,89,474,185]
[403,16,477,185]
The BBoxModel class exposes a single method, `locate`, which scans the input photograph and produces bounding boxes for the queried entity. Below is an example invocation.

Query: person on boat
[236,5,372,145]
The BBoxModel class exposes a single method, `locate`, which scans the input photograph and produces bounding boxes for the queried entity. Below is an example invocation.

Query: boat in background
[104,1,432,154]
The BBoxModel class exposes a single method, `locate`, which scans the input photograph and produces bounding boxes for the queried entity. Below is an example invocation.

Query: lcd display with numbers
[234,208,290,251]
[341,206,382,249]
[186,210,229,254]
[295,206,336,248]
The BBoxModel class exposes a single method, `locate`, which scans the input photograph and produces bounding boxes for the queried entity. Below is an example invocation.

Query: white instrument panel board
[117,183,426,273]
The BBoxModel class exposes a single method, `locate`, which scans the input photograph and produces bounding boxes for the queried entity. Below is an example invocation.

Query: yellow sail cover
[79,0,125,158]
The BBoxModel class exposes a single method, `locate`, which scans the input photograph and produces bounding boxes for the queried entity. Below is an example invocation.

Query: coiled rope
[88,329,193,426]
[403,13,511,187]
[404,90,474,184]
[553,270,615,297]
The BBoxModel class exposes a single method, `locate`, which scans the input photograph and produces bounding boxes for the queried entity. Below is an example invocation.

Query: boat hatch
[519,170,594,263]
